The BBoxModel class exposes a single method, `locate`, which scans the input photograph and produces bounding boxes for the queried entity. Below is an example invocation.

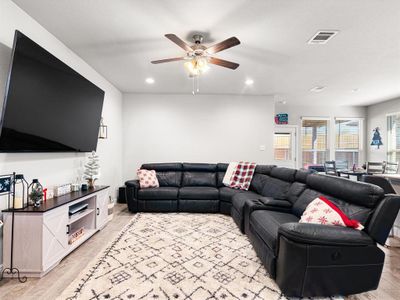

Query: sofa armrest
[367,194,400,245]
[258,197,292,208]
[125,180,140,212]
[243,197,292,233]
[278,223,374,247]
[125,179,140,189]
[276,223,384,297]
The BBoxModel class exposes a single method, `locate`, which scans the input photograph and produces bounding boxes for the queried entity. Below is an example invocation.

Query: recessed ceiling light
[310,86,325,92]
[145,77,155,84]
[245,79,254,85]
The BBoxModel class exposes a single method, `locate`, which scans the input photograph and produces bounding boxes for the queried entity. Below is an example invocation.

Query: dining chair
[324,161,337,176]
[335,160,349,170]
[366,161,385,174]
[384,161,399,174]
[336,160,351,178]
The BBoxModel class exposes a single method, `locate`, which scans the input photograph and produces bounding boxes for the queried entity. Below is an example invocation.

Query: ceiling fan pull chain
[197,76,200,93]
[192,76,195,95]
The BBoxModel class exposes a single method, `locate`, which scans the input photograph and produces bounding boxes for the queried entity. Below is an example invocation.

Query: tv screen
[0,30,104,152]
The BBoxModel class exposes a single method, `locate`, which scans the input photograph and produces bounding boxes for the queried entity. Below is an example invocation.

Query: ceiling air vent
[308,31,338,44]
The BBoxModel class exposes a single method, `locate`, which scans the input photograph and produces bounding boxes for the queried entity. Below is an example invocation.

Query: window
[301,118,329,167]
[388,114,400,163]
[335,119,361,168]
[274,133,291,160]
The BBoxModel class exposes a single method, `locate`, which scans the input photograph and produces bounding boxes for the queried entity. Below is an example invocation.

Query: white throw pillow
[299,196,364,230]
[223,162,239,186]
[137,169,159,189]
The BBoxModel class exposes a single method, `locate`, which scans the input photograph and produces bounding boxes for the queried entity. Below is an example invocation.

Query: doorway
[273,126,297,168]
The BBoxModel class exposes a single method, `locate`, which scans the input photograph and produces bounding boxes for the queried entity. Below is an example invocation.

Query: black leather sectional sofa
[125,162,400,297]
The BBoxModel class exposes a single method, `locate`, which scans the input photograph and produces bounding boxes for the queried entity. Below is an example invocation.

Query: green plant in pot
[83,151,100,189]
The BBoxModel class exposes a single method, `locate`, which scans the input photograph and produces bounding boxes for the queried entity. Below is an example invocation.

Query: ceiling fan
[151,34,241,76]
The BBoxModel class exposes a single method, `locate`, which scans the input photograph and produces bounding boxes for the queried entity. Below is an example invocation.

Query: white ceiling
[12,0,400,106]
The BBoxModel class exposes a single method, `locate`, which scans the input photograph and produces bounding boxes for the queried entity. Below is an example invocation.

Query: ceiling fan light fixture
[184,57,209,76]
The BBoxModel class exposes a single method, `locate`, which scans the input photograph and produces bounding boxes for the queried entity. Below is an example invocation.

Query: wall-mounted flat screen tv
[0,30,104,152]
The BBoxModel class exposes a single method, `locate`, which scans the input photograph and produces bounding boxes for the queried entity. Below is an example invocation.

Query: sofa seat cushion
[219,187,246,202]
[179,187,219,200]
[138,187,179,200]
[231,191,262,211]
[250,210,299,252]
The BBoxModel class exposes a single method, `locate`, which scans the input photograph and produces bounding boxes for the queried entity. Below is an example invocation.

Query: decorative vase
[33,199,41,207]
[28,179,44,207]
[87,178,96,189]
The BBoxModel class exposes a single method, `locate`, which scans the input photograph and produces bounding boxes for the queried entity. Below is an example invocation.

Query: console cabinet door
[42,206,69,270]
[96,188,109,229]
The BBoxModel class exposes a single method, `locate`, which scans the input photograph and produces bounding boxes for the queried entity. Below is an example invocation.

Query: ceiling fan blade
[151,57,185,64]
[208,57,239,70]
[165,34,193,52]
[206,37,240,54]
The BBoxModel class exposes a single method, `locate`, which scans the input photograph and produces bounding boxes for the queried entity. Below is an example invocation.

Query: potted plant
[83,151,100,189]
[29,187,44,207]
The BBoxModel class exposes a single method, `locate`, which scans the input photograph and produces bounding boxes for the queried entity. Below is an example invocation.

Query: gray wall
[122,94,275,181]
[367,97,400,162]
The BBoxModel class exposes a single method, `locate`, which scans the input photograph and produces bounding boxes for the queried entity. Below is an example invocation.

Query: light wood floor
[0,204,399,300]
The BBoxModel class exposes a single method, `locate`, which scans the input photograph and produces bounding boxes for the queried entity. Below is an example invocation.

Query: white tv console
[2,186,110,277]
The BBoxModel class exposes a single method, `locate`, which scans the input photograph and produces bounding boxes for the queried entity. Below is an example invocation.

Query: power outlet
[259,145,266,151]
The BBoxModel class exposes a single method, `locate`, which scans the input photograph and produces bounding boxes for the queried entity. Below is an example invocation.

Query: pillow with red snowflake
[137,169,159,189]
[299,196,364,230]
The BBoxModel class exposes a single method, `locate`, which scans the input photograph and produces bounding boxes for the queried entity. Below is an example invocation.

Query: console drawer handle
[97,208,100,215]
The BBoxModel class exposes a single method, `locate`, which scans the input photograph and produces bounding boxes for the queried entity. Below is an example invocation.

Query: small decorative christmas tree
[29,188,44,207]
[371,127,383,149]
[83,151,100,188]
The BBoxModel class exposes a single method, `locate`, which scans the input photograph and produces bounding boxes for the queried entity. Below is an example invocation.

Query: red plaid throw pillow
[137,169,159,189]
[300,196,364,230]
[229,161,257,190]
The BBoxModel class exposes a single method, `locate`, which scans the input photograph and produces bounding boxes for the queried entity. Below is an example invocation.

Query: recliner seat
[125,162,400,298]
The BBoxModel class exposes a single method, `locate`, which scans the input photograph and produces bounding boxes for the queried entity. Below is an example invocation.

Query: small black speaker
[118,187,126,203]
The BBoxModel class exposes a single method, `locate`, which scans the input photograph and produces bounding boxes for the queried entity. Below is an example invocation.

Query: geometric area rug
[58,213,341,300]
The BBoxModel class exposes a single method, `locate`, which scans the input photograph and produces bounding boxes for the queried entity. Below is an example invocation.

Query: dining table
[336,169,367,181]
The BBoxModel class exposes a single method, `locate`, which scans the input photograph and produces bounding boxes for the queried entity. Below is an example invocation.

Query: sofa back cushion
[141,163,182,187]
[251,167,296,200]
[182,163,217,187]
[217,163,228,187]
[287,182,307,204]
[255,165,276,175]
[261,176,292,200]
[270,167,297,182]
[292,174,385,225]
[250,173,268,194]
[295,168,315,184]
